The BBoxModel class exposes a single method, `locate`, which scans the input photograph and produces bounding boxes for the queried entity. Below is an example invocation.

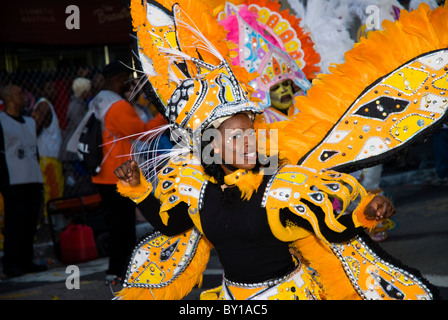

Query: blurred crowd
[0,60,162,276]
[0,61,161,199]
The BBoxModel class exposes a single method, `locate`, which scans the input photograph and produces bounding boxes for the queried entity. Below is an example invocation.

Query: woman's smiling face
[213,113,257,174]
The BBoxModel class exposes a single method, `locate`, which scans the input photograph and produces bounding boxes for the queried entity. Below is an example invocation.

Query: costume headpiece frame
[217,0,321,108]
[132,0,263,137]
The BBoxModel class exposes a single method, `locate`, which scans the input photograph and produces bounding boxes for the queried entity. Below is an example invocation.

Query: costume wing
[115,154,214,300]
[260,3,448,173]
[293,233,436,300]
[115,227,213,300]
[299,48,448,173]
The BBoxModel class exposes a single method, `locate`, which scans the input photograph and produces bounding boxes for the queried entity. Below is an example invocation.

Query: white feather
[174,5,224,63]
[127,124,191,184]
[294,0,355,73]
[409,0,439,10]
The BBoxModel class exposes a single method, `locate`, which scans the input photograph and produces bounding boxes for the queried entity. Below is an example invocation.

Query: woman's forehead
[220,113,254,129]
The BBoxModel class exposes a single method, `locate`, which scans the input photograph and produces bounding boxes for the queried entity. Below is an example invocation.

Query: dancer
[114,0,446,300]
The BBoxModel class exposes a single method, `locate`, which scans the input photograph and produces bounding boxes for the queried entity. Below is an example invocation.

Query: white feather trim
[287,0,354,73]
[409,0,439,10]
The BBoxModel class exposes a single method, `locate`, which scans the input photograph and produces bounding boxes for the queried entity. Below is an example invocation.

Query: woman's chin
[233,160,257,171]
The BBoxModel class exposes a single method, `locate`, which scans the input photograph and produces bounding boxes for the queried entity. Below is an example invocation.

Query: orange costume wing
[259,3,448,174]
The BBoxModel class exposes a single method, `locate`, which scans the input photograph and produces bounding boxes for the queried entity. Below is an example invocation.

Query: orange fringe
[223,169,264,201]
[293,235,362,300]
[116,171,152,203]
[115,236,213,300]
[259,3,448,165]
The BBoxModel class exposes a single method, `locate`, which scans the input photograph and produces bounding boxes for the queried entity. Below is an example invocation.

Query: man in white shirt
[0,84,47,277]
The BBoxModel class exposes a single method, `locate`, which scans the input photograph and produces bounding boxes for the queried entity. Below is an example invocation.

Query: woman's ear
[213,146,220,154]
[211,139,220,154]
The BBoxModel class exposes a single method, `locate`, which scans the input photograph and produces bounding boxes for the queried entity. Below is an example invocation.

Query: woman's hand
[114,160,141,187]
[364,195,396,220]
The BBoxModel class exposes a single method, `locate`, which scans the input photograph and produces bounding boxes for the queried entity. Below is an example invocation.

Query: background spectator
[60,77,95,197]
[0,84,47,277]
[89,61,166,282]
[32,78,64,219]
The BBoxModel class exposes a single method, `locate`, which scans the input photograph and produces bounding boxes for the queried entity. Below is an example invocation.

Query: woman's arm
[137,195,193,236]
[115,160,194,236]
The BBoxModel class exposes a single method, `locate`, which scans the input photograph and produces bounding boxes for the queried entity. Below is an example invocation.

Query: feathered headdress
[216,0,320,108]
[129,0,263,181]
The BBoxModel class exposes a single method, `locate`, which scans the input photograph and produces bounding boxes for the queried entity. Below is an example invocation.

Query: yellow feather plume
[224,169,264,201]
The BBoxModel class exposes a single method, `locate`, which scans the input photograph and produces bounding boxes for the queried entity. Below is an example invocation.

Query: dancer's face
[269,80,294,112]
[213,113,257,174]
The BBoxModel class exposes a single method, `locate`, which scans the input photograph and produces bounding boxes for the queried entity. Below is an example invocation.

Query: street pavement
[0,168,447,301]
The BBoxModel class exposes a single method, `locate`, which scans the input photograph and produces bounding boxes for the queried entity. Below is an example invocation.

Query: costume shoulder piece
[154,154,211,234]
[115,227,213,300]
[115,153,214,300]
[261,164,371,243]
[262,164,437,300]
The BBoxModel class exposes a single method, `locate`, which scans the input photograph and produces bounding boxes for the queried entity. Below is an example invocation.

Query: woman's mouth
[242,151,257,162]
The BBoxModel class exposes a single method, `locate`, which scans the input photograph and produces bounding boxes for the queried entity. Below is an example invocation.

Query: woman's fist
[114,160,141,187]
[364,195,396,221]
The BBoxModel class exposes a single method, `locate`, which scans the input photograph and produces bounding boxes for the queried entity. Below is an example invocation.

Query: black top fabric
[199,176,295,283]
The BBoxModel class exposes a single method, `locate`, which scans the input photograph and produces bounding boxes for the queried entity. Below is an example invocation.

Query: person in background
[261,79,299,124]
[59,77,94,197]
[32,78,64,219]
[89,70,105,103]
[0,84,47,277]
[90,61,167,283]
[124,79,154,123]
